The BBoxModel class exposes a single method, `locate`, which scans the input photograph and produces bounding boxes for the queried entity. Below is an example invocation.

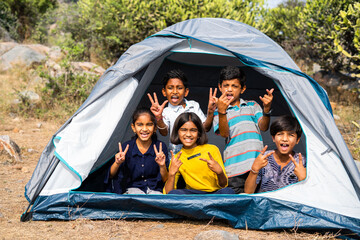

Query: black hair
[170,112,208,145]
[132,107,157,141]
[162,69,188,88]
[219,66,246,87]
[270,115,302,139]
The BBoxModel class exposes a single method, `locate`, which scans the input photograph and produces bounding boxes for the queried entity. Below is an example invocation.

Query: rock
[17,90,40,104]
[27,148,35,153]
[48,46,63,62]
[0,26,14,42]
[21,167,29,173]
[0,135,22,162]
[194,230,239,240]
[333,114,340,120]
[71,61,105,75]
[36,123,42,128]
[0,45,46,71]
[0,42,18,55]
[26,44,50,56]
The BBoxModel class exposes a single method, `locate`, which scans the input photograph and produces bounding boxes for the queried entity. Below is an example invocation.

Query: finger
[123,144,129,155]
[207,152,214,161]
[170,150,174,160]
[153,144,158,155]
[264,150,274,158]
[147,93,154,104]
[261,145,268,155]
[289,154,298,166]
[159,142,162,153]
[118,142,122,152]
[153,92,159,103]
[298,153,302,162]
[267,88,274,96]
[209,88,212,100]
[199,158,209,163]
[176,151,182,160]
[160,100,168,109]
[213,88,217,97]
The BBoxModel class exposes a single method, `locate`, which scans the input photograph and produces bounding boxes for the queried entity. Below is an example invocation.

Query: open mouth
[226,94,233,100]
[280,143,289,151]
[139,133,150,138]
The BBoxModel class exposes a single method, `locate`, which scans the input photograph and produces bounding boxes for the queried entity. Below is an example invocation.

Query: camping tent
[22,18,360,235]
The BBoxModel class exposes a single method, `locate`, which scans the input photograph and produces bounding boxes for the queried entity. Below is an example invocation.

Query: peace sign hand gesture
[168,151,182,176]
[154,143,166,167]
[207,88,218,114]
[115,142,129,165]
[251,145,274,173]
[290,153,306,181]
[199,152,223,175]
[259,88,274,112]
[147,92,168,121]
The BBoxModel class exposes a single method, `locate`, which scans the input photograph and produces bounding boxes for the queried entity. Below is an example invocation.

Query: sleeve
[194,101,206,123]
[301,153,306,168]
[252,101,264,124]
[256,169,262,185]
[162,107,170,128]
[104,157,126,194]
[213,109,220,135]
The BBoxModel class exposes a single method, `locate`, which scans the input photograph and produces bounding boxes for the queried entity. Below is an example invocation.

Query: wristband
[218,111,227,115]
[157,124,168,130]
[263,109,273,117]
[250,167,259,174]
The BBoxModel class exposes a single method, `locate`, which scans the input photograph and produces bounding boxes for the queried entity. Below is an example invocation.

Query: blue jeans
[168,187,235,195]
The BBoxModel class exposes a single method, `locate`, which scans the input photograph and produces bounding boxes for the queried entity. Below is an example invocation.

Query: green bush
[54,0,268,66]
[332,2,360,78]
[299,0,357,72]
[0,1,19,40]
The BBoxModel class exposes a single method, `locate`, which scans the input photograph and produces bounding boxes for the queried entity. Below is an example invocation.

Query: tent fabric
[23,18,360,235]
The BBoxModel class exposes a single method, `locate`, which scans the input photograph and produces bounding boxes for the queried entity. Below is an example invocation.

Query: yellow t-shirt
[168,144,228,192]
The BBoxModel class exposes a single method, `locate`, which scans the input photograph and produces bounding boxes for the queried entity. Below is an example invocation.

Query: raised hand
[199,152,223,175]
[207,88,217,114]
[147,92,168,121]
[290,153,306,181]
[154,143,166,167]
[259,88,274,112]
[168,150,182,176]
[251,145,274,173]
[217,90,233,114]
[115,142,129,165]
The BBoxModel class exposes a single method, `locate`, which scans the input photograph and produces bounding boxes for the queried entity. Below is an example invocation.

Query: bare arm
[148,93,169,136]
[110,143,129,179]
[258,88,274,131]
[199,152,228,188]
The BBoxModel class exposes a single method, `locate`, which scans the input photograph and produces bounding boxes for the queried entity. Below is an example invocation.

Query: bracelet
[263,109,273,117]
[250,167,259,174]
[157,124,168,130]
[218,111,227,115]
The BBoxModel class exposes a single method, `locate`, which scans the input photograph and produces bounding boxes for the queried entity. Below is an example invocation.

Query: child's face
[272,130,300,156]
[162,78,189,107]
[178,121,198,149]
[218,79,246,106]
[131,113,156,143]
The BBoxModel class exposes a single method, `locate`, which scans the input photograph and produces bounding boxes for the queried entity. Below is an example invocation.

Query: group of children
[105,66,307,195]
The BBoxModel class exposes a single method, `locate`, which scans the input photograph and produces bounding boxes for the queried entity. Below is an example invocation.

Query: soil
[0,115,343,239]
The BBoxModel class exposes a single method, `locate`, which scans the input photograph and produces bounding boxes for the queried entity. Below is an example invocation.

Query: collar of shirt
[129,138,156,158]
[167,98,192,113]
[228,98,247,111]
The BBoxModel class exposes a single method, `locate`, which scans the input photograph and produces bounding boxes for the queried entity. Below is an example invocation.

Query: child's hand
[169,150,182,176]
[115,142,129,165]
[290,153,306,181]
[154,143,166,167]
[207,88,217,114]
[199,152,223,175]
[217,90,233,114]
[259,88,274,113]
[147,93,168,121]
[251,145,274,173]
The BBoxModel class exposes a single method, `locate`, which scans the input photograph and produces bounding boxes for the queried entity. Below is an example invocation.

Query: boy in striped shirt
[213,66,274,193]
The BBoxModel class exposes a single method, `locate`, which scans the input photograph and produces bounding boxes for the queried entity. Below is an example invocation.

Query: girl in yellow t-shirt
[164,112,234,194]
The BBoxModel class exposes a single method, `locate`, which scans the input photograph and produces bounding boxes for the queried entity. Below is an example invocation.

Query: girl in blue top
[105,108,169,194]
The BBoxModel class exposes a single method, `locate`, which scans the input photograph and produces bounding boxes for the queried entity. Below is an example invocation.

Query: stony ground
[0,115,346,239]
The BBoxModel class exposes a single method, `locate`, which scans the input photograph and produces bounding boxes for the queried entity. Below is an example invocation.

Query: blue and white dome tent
[22,18,360,235]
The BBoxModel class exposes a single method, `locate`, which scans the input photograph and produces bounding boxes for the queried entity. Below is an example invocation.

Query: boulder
[71,61,106,75]
[0,135,22,163]
[0,42,18,55]
[0,45,46,71]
